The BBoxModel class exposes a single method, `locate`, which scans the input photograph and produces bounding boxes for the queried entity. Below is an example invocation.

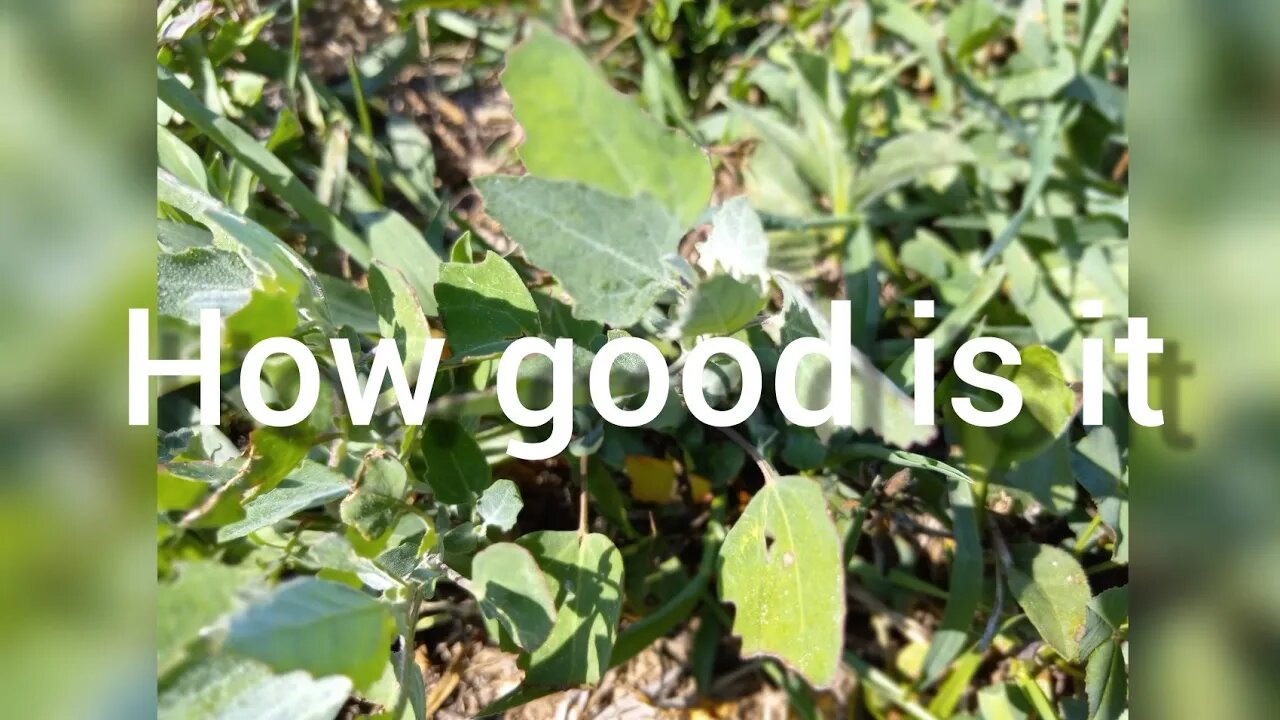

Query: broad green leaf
[375,527,439,586]
[945,0,1002,61]
[718,475,844,687]
[204,669,351,720]
[949,345,1076,476]
[998,345,1077,463]
[695,196,770,283]
[158,561,258,676]
[182,426,314,528]
[420,419,492,504]
[265,106,303,152]
[477,479,523,532]
[223,286,299,350]
[158,465,211,512]
[158,247,255,324]
[158,219,214,252]
[340,453,409,541]
[304,533,399,592]
[517,531,624,686]
[157,65,371,264]
[1006,543,1092,661]
[218,461,349,541]
[345,179,441,314]
[435,251,541,357]
[471,543,557,651]
[224,577,396,690]
[1079,586,1128,660]
[1071,425,1126,499]
[850,131,976,209]
[318,281,378,339]
[1086,639,1128,720]
[207,11,277,66]
[158,125,209,192]
[502,26,712,227]
[1003,435,1078,515]
[368,262,433,377]
[158,169,321,309]
[670,274,767,339]
[160,655,266,719]
[475,175,682,327]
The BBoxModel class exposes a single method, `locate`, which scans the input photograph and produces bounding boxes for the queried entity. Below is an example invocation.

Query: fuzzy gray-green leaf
[476,175,683,327]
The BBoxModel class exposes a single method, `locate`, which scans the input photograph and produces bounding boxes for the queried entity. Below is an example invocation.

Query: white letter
[240,337,321,427]
[590,337,669,427]
[951,337,1023,427]
[775,300,852,426]
[497,337,574,460]
[331,338,445,425]
[913,300,936,426]
[129,308,220,425]
[1115,316,1164,427]
[1079,300,1105,426]
[682,337,762,427]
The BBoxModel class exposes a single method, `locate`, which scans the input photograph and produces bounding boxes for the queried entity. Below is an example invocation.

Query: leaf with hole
[718,475,844,687]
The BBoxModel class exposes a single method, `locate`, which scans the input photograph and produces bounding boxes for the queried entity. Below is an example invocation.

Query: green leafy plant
[156,1,1129,718]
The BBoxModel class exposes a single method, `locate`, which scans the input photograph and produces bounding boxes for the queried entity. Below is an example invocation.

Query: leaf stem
[1013,661,1061,720]
[1074,512,1103,555]
[715,426,777,485]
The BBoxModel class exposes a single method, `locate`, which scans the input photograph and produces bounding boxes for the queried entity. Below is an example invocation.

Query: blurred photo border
[1,0,1278,717]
